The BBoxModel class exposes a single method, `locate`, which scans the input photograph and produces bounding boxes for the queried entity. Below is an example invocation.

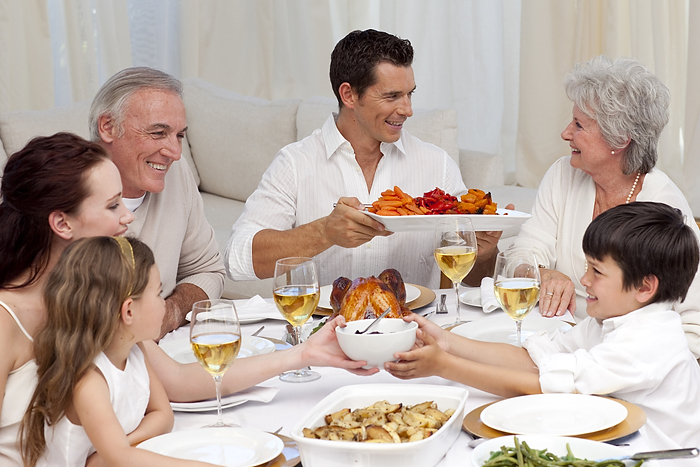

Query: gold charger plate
[314,284,436,316]
[258,434,299,467]
[462,397,646,442]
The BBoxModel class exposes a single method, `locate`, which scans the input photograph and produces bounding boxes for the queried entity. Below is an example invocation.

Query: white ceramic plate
[471,435,629,467]
[137,427,284,466]
[450,312,571,345]
[159,335,275,364]
[459,288,481,307]
[364,208,530,232]
[480,394,628,437]
[317,283,421,310]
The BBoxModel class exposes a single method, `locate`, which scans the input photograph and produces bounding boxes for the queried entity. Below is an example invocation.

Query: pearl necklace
[586,171,641,273]
[625,172,641,204]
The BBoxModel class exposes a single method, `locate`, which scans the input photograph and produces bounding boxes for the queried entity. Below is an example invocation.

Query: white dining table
[162,287,653,467]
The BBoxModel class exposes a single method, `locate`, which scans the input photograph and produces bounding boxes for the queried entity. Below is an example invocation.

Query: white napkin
[234,295,287,321]
[185,295,286,321]
[170,385,278,411]
[480,277,501,313]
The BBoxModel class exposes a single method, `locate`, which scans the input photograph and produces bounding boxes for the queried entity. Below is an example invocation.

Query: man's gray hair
[89,67,183,142]
[564,55,669,175]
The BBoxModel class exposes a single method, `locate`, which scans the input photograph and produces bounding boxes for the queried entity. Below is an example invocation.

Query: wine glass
[273,257,321,383]
[492,249,541,346]
[189,299,241,427]
[434,218,478,327]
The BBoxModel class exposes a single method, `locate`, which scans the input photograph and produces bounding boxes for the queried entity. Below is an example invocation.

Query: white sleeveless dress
[38,346,151,467]
[0,300,38,467]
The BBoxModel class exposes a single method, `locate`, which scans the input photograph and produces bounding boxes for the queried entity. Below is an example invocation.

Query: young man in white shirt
[226,29,500,288]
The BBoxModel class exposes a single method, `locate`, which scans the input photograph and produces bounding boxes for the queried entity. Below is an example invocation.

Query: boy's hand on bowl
[385,329,446,380]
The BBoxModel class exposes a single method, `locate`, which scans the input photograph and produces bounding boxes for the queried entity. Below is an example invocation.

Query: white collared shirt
[525,302,700,449]
[225,113,466,288]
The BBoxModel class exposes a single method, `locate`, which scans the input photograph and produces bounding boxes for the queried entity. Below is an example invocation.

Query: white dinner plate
[459,288,481,307]
[450,312,571,345]
[317,283,421,310]
[480,394,628,437]
[364,208,530,232]
[470,435,629,467]
[137,427,284,467]
[159,335,275,364]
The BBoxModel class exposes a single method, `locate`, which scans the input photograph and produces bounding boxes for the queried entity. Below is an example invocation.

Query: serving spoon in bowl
[355,307,392,334]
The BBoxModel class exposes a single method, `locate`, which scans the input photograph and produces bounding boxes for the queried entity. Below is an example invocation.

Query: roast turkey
[329,268,411,322]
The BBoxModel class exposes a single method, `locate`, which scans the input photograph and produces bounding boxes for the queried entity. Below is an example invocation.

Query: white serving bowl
[336,318,418,369]
[291,383,469,467]
[470,435,631,467]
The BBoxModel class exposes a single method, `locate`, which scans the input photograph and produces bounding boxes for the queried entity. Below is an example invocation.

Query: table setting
[146,207,693,466]
[150,283,670,466]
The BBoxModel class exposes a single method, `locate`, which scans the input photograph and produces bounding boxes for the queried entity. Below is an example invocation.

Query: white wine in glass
[273,257,321,383]
[190,299,241,427]
[493,250,541,346]
[434,218,477,326]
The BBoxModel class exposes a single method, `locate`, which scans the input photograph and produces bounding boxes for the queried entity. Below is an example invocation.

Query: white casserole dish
[290,383,469,467]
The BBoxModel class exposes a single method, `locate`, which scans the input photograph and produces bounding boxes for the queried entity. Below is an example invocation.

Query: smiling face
[64,159,134,239]
[101,89,187,198]
[561,104,616,176]
[580,255,641,320]
[350,62,415,145]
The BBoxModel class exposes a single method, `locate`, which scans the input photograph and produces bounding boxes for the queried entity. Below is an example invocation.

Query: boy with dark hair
[387,202,700,451]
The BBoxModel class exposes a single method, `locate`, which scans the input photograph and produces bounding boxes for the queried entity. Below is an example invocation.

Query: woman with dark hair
[0,133,134,466]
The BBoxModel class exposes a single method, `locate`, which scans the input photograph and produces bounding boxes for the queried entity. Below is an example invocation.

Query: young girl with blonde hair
[21,236,212,467]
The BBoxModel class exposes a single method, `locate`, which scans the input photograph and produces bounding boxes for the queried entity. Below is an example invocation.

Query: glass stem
[515,320,523,347]
[292,325,302,346]
[292,325,305,375]
[213,374,224,426]
[453,280,461,325]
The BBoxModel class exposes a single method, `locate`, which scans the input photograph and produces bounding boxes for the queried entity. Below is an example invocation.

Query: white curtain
[517,0,688,191]
[0,0,53,113]
[683,1,700,214]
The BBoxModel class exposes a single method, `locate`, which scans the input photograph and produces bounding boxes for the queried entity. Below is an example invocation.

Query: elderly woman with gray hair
[513,55,700,358]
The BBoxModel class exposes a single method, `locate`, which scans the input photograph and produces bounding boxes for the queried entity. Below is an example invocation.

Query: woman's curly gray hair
[564,55,669,175]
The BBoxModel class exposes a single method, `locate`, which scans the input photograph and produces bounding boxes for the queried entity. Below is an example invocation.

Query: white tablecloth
[164,288,652,466]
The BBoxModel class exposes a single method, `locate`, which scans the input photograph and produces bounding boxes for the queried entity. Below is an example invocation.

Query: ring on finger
[545,292,554,296]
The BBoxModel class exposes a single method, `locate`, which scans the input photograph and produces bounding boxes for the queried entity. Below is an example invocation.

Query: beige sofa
[0,78,535,299]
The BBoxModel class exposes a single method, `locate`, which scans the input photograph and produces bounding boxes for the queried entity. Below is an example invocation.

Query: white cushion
[183,79,301,201]
[296,96,459,164]
[0,101,91,157]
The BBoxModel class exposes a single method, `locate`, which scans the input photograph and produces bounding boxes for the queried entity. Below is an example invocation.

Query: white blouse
[513,156,700,358]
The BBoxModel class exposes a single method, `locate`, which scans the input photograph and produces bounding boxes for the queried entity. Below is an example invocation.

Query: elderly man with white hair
[90,67,225,339]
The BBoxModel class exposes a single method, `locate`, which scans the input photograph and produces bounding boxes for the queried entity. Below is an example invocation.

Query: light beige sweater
[126,159,225,300]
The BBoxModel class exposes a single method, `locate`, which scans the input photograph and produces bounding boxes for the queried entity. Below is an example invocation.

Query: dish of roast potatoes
[303,399,455,443]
